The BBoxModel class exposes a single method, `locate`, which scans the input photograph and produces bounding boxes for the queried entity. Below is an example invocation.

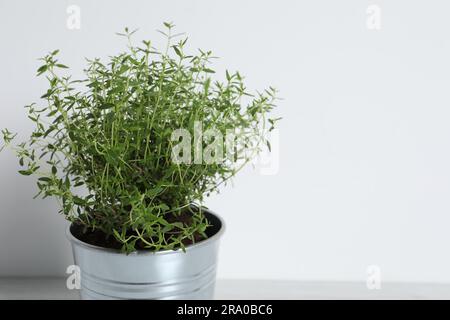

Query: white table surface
[0,278,449,299]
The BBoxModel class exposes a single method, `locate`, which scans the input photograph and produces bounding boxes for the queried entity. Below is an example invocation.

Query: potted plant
[1,23,279,300]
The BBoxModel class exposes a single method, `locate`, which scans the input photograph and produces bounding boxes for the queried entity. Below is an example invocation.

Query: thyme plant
[1,23,279,252]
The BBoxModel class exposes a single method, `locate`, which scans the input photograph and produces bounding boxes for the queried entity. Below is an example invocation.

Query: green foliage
[1,23,279,252]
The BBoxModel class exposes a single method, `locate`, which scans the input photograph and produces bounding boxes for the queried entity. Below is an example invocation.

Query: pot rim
[66,208,225,256]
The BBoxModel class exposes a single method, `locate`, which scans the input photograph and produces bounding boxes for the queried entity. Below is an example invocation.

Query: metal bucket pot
[67,209,224,300]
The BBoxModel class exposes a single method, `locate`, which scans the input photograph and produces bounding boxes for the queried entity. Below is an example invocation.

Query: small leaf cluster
[0,23,279,252]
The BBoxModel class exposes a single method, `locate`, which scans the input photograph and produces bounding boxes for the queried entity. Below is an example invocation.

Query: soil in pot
[70,209,221,251]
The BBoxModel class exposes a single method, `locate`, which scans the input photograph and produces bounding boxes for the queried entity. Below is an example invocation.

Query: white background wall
[1,0,450,283]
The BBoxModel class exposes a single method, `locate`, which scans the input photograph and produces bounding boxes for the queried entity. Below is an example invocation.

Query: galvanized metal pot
[67,210,224,300]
